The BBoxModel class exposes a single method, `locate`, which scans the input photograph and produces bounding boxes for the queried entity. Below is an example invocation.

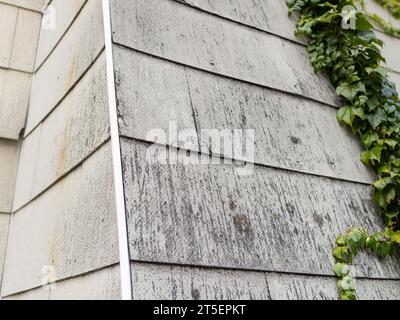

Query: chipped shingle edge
[101,0,132,301]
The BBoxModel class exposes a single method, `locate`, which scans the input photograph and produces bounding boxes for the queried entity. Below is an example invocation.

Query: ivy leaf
[337,106,354,125]
[373,177,393,190]
[385,210,399,219]
[367,109,387,129]
[333,263,350,277]
[336,82,366,102]
[366,96,380,111]
[361,132,379,147]
[374,186,396,209]
[391,232,400,244]
[377,242,393,257]
[356,14,373,31]
[382,82,397,97]
[338,276,355,291]
[333,246,352,264]
[360,145,383,164]
[380,139,398,148]
[365,66,388,77]
[340,291,356,300]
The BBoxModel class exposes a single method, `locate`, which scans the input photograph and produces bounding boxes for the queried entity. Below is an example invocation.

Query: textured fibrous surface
[0,0,47,11]
[26,0,104,134]
[114,46,375,184]
[131,262,271,300]
[111,0,340,107]
[121,140,400,280]
[0,140,19,212]
[2,143,119,296]
[131,262,400,300]
[111,0,400,300]
[35,0,87,68]
[0,0,119,300]
[5,265,121,300]
[13,53,109,211]
[1,0,400,300]
[0,214,10,284]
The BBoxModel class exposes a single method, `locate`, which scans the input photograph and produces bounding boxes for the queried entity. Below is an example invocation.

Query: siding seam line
[0,1,43,14]
[1,262,120,299]
[119,135,375,187]
[130,259,400,282]
[11,137,111,215]
[23,47,105,139]
[34,0,89,73]
[101,0,133,301]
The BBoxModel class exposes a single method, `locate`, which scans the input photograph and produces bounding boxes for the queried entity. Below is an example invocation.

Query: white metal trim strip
[101,0,133,300]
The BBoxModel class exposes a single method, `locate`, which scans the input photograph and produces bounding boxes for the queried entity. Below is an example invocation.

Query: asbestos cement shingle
[35,0,87,68]
[111,0,340,107]
[9,8,41,72]
[131,262,270,300]
[121,139,400,280]
[267,273,400,300]
[0,69,31,139]
[2,142,119,296]
[0,139,19,212]
[13,53,109,211]
[114,45,375,184]
[0,3,18,68]
[26,0,104,134]
[0,0,46,11]
[0,214,10,284]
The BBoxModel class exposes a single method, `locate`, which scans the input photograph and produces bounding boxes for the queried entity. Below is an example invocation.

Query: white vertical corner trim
[101,0,133,300]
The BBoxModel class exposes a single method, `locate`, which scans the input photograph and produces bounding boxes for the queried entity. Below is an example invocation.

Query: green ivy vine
[286,0,400,300]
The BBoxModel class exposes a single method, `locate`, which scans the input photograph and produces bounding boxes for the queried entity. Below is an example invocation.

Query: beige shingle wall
[0,0,42,292]
[0,0,120,300]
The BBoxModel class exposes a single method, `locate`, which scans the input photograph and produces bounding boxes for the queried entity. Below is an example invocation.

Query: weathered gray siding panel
[114,45,374,184]
[175,0,400,75]
[113,46,198,150]
[267,273,337,300]
[122,139,400,279]
[111,0,339,107]
[131,262,400,300]
[26,0,104,134]
[174,0,301,43]
[186,67,374,184]
[13,53,109,211]
[1,143,119,296]
[356,279,400,300]
[0,140,19,213]
[132,262,270,300]
[267,273,400,300]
